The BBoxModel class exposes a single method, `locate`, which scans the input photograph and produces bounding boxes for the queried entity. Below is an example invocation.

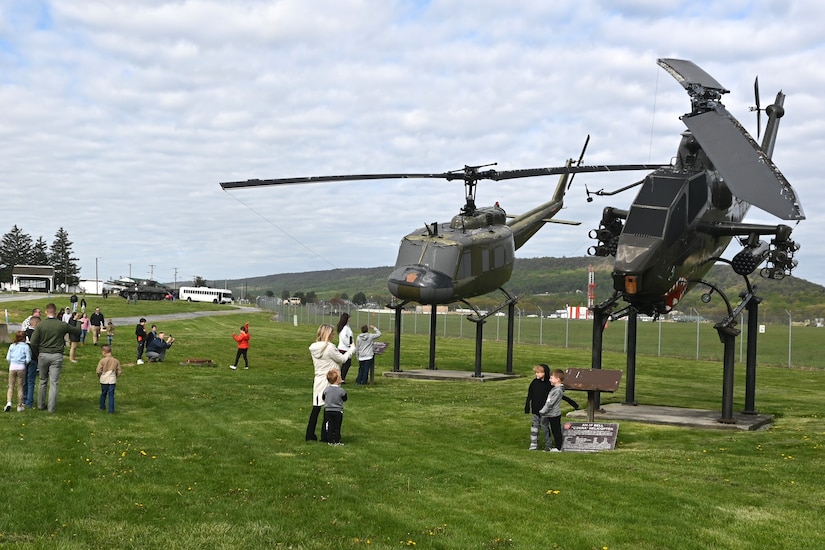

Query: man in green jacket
[30,303,82,413]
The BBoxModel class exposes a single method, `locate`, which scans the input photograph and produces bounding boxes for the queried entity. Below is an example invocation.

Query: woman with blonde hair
[306,323,354,441]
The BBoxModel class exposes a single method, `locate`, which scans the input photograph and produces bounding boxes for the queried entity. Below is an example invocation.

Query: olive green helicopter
[220,144,662,374]
[220,142,662,311]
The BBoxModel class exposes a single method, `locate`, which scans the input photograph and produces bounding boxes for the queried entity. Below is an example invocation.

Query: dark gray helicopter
[585,58,805,422]
[588,58,804,318]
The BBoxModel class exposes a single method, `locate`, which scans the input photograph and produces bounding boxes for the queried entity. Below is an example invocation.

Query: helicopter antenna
[749,76,762,138]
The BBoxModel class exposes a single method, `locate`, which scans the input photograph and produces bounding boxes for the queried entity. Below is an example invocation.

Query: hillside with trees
[215,256,825,323]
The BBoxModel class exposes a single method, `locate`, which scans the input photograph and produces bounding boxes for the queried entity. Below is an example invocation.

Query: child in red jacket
[229,323,250,370]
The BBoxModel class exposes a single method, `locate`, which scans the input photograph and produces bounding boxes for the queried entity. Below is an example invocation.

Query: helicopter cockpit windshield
[395,237,459,275]
[422,242,459,272]
[622,175,689,240]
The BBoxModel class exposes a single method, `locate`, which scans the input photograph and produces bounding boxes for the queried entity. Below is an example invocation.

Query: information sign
[562,422,619,452]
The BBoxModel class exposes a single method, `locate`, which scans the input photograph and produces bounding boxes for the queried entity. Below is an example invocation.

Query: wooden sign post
[564,368,622,423]
[562,368,623,452]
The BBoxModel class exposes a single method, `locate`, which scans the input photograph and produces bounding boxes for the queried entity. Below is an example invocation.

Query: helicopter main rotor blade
[220,172,463,189]
[657,58,729,94]
[485,164,667,181]
[684,105,804,221]
[220,163,667,190]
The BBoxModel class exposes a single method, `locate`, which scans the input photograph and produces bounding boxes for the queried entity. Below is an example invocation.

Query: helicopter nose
[387,265,454,305]
[612,236,664,296]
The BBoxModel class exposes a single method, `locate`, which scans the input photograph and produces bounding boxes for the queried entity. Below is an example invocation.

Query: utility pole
[149,264,155,280]
[173,267,178,290]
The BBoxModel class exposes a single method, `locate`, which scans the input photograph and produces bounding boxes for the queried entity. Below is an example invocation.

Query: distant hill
[180,256,825,322]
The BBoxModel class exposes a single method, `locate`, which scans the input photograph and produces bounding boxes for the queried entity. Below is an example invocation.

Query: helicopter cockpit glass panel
[634,175,684,207]
[623,206,667,238]
[420,242,459,274]
[665,195,687,247]
[493,244,505,268]
[457,249,473,279]
[687,172,708,221]
[395,238,425,267]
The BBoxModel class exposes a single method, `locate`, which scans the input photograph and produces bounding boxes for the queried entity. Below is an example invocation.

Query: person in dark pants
[229,323,250,370]
[335,313,354,383]
[135,318,148,364]
[306,324,354,441]
[322,368,347,446]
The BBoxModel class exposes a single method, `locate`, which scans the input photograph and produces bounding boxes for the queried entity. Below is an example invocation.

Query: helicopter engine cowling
[387,265,455,305]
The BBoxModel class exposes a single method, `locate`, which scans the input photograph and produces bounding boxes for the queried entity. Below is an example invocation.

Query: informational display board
[562,422,619,452]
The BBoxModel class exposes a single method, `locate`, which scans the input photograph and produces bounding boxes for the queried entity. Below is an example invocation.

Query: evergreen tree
[31,236,50,265]
[49,227,79,288]
[0,225,34,282]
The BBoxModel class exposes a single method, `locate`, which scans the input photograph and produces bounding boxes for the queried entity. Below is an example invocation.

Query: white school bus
[178,286,233,304]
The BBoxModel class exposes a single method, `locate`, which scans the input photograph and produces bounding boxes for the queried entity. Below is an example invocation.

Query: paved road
[0,292,259,331]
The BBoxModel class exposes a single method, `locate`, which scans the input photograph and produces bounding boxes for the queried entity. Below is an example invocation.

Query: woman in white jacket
[306,324,354,441]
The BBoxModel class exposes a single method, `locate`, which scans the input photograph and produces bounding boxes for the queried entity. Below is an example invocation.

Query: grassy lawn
[1,298,824,548]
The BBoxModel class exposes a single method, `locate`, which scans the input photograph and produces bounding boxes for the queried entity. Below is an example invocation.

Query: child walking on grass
[96,345,122,414]
[5,331,30,412]
[229,323,250,370]
[322,368,347,446]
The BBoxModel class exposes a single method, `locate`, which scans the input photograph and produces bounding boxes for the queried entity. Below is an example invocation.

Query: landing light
[624,275,638,295]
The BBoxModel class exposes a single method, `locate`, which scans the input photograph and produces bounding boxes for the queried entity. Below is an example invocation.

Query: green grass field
[273,304,821,368]
[1,298,824,548]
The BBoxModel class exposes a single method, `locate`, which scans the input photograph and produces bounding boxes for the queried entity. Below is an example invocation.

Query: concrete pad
[383,369,520,382]
[567,403,773,431]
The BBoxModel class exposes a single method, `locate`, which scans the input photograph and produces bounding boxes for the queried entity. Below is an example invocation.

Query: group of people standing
[6,304,86,413]
[134,318,175,364]
[5,303,124,414]
[305,312,382,444]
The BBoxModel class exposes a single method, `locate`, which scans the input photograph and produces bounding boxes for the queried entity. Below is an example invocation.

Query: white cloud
[0,0,823,288]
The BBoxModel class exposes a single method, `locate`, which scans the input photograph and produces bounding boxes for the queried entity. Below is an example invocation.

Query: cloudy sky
[2,0,823,288]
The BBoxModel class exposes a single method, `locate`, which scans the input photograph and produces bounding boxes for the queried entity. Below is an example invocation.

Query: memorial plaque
[561,422,619,452]
[564,368,622,392]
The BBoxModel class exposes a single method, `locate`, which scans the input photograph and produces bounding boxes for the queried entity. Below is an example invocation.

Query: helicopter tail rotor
[749,76,762,138]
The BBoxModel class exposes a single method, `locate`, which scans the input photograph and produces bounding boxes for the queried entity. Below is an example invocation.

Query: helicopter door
[457,249,473,280]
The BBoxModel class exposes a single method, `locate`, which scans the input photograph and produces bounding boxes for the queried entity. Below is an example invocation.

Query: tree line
[0,225,79,287]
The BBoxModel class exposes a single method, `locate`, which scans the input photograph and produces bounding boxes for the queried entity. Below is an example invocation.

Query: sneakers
[137,359,144,365]
[70,359,78,363]
[4,402,11,412]
[328,442,344,446]
[244,366,248,370]
[229,365,237,370]
[17,405,25,412]
[543,448,561,453]
[528,445,538,451]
